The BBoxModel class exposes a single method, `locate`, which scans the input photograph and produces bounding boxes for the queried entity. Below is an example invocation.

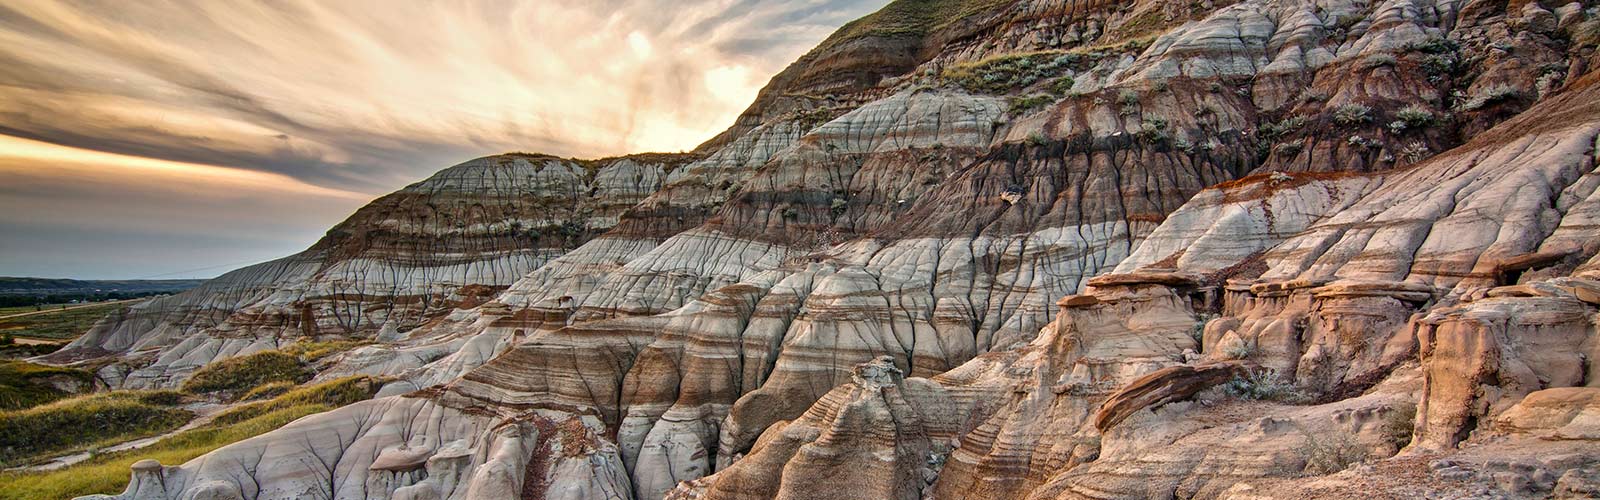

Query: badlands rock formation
[51,0,1600,499]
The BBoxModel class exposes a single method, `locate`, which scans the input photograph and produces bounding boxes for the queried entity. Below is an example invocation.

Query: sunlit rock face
[67,0,1600,499]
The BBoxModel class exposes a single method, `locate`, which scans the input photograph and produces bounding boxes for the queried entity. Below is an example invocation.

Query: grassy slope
[0,360,92,410]
[0,376,381,499]
[0,391,193,467]
[0,301,129,340]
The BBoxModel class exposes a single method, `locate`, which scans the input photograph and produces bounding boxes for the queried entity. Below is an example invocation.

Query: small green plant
[1136,118,1170,144]
[1223,369,1303,402]
[1274,139,1306,156]
[1332,103,1372,125]
[1399,142,1431,163]
[1006,94,1055,116]
[1456,84,1521,111]
[1257,116,1307,141]
[1382,403,1417,450]
[1295,426,1367,475]
[829,197,849,218]
[1393,105,1435,129]
[1117,88,1140,107]
[1025,132,1049,147]
[1224,342,1255,360]
[1049,76,1076,95]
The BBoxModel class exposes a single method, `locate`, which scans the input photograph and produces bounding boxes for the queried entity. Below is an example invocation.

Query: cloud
[0,0,885,278]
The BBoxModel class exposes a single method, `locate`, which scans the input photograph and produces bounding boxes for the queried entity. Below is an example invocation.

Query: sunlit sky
[0,0,884,279]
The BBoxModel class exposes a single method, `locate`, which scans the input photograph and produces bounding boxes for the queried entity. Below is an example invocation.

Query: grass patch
[1006,94,1056,116]
[0,390,191,467]
[180,350,312,400]
[0,376,381,499]
[943,50,1073,94]
[0,360,92,410]
[814,0,1010,52]
[209,375,381,427]
[0,302,128,340]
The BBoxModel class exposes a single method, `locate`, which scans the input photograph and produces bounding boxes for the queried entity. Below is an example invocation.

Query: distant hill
[0,277,205,296]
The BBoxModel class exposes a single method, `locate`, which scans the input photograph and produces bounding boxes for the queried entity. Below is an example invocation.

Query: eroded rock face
[66,0,1600,499]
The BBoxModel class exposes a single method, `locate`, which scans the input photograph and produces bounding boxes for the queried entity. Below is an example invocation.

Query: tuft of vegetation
[1117,88,1141,108]
[942,51,1074,94]
[1399,142,1431,164]
[1048,76,1076,95]
[180,350,312,401]
[1295,426,1367,475]
[0,360,92,410]
[0,390,191,467]
[1006,94,1056,116]
[1456,84,1521,111]
[1136,118,1170,144]
[1392,105,1436,130]
[1223,369,1303,402]
[1274,139,1306,157]
[1025,132,1049,147]
[1224,342,1255,360]
[1382,403,1417,450]
[0,376,382,498]
[239,380,296,401]
[1257,116,1307,141]
[281,339,368,363]
[1332,103,1372,125]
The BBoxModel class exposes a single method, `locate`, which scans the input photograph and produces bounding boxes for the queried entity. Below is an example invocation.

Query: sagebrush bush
[1332,103,1372,125]
[942,51,1075,94]
[1223,369,1303,402]
[1295,426,1367,475]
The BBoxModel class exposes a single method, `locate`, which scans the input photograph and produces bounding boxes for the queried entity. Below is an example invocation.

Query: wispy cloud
[0,0,883,278]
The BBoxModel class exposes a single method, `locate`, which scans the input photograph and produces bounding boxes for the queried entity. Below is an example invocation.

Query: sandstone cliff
[54,0,1600,499]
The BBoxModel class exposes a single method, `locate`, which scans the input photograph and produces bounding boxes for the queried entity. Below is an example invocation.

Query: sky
[0,0,884,279]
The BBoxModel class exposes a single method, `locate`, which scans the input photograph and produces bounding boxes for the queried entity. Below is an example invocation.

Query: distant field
[0,301,134,340]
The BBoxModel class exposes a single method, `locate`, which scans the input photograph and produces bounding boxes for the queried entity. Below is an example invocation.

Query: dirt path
[0,298,144,321]
[7,401,226,473]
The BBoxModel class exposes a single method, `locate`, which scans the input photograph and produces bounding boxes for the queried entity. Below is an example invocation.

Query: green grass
[813,0,1010,53]
[180,350,312,400]
[0,390,192,467]
[0,360,92,410]
[0,376,381,499]
[0,302,129,340]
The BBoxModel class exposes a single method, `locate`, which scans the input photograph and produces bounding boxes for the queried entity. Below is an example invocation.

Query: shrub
[0,391,191,467]
[1049,76,1076,95]
[0,360,93,411]
[1456,84,1521,111]
[1223,369,1303,402]
[1394,105,1435,129]
[1332,104,1371,125]
[1295,426,1367,475]
[1006,94,1055,116]
[1274,139,1306,156]
[1258,116,1307,141]
[1224,342,1255,360]
[1382,403,1417,450]
[1117,88,1140,107]
[1399,142,1431,163]
[942,51,1073,94]
[180,350,311,400]
[1136,119,1170,144]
